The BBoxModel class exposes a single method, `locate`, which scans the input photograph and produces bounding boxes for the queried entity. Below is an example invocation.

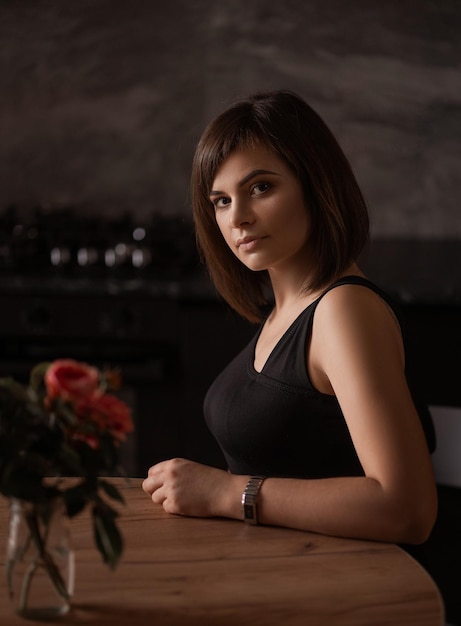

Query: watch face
[242,477,265,524]
[244,503,256,522]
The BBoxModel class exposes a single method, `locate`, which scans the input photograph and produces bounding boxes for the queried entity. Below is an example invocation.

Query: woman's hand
[142,458,245,518]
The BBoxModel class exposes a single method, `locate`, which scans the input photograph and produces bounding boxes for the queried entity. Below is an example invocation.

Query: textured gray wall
[1,0,460,237]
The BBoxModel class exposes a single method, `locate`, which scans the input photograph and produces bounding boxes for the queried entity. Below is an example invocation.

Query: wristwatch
[241,476,266,525]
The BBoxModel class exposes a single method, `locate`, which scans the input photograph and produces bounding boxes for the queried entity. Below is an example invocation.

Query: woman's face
[209,143,311,274]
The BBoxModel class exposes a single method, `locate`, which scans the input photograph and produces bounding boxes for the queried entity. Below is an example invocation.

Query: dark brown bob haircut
[191,90,369,323]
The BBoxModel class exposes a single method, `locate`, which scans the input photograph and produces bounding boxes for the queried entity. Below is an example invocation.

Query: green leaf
[29,362,50,393]
[57,444,84,475]
[63,484,89,518]
[96,435,119,472]
[52,399,78,428]
[99,479,125,504]
[0,378,29,404]
[92,506,123,569]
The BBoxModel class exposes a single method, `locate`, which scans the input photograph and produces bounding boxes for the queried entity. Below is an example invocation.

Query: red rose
[75,393,134,442]
[45,359,100,402]
[44,359,133,447]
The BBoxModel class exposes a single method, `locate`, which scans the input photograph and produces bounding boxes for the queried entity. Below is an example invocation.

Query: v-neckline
[251,274,373,374]
[252,300,318,374]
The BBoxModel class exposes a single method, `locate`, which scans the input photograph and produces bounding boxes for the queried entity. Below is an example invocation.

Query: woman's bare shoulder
[315,281,401,334]
[311,280,405,376]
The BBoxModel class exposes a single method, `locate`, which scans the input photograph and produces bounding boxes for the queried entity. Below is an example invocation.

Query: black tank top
[204,276,435,478]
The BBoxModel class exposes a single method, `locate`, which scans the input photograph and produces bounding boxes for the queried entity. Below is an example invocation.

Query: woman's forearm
[221,473,436,545]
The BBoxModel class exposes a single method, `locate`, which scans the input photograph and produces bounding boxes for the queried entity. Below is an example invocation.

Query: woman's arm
[262,283,437,544]
[143,285,437,544]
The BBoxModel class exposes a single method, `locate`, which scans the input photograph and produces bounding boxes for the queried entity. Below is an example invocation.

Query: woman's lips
[236,236,267,251]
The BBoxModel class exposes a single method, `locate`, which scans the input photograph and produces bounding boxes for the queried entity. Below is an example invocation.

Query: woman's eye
[212,196,231,209]
[251,182,270,195]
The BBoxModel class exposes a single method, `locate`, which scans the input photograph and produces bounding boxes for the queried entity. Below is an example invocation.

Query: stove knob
[132,247,152,268]
[105,243,131,268]
[50,247,71,266]
[77,247,98,266]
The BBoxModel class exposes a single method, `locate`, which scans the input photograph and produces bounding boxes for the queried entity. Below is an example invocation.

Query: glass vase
[6,498,75,620]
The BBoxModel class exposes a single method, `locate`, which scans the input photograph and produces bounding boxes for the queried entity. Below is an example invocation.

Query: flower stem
[22,507,70,606]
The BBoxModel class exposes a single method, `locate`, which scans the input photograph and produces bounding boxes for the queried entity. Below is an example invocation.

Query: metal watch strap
[241,476,266,525]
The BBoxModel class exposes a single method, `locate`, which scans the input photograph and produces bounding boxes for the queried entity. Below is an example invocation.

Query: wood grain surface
[0,478,444,625]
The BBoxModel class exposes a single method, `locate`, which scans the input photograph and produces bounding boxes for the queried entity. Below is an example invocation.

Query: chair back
[430,405,461,487]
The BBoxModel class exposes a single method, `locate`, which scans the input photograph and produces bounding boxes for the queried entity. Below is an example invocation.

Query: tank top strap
[318,275,394,303]
[311,275,402,323]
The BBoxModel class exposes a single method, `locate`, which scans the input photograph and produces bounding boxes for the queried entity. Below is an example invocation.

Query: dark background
[0,2,460,623]
[0,0,460,236]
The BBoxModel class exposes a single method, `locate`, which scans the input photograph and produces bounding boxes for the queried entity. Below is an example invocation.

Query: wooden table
[0,479,444,625]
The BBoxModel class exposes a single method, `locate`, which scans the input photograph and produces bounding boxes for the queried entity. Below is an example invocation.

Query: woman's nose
[228,199,255,228]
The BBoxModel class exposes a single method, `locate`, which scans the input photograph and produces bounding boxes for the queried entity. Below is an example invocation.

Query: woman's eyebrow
[209,169,280,196]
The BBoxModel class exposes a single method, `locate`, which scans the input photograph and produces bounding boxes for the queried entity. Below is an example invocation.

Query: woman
[143,90,437,544]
